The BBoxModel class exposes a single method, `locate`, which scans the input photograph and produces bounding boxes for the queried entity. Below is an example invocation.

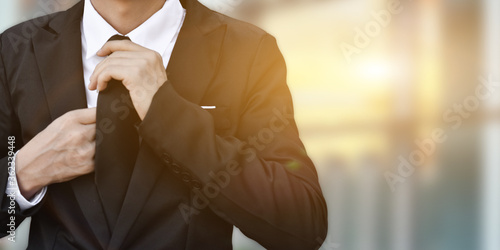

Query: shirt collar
[82,0,185,60]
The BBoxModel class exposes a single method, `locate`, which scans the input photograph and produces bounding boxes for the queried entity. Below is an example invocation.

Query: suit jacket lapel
[32,2,88,120]
[108,0,227,248]
[166,0,227,104]
[32,2,112,248]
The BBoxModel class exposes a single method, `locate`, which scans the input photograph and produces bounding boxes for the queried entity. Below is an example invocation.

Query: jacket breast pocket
[205,106,231,131]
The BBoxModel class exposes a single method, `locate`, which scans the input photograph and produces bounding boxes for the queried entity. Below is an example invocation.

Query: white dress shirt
[8,0,186,210]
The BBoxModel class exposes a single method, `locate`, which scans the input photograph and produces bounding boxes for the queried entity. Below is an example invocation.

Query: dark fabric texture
[94,34,140,231]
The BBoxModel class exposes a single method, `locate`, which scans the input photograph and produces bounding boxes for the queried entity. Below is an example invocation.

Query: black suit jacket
[0,0,328,249]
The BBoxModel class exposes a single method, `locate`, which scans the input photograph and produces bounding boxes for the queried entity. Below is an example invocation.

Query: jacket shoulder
[211,10,274,46]
[0,12,63,58]
[1,12,60,41]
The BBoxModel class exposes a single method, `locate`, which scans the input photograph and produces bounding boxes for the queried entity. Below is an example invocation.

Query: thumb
[72,108,97,125]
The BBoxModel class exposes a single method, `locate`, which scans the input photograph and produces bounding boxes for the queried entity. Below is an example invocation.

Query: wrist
[15,149,48,200]
[132,88,156,120]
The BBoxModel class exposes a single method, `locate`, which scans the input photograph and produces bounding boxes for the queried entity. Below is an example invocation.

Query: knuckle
[97,73,107,84]
[85,163,95,173]
[85,144,95,158]
[133,67,142,75]
[72,150,86,163]
[147,51,157,61]
[72,130,84,142]
[62,117,73,128]
[61,111,75,124]
[154,51,162,60]
[87,124,97,135]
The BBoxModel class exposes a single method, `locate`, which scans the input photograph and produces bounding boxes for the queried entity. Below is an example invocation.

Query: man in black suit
[0,0,327,249]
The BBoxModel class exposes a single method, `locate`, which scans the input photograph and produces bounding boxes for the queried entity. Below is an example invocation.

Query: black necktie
[95,35,140,229]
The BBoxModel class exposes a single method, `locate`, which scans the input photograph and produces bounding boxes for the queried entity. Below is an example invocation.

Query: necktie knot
[108,35,131,42]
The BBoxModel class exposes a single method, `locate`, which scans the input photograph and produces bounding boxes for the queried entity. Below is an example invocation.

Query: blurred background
[1,0,499,249]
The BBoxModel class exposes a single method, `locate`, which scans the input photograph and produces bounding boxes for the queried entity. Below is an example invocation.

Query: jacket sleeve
[138,33,328,249]
[0,33,44,238]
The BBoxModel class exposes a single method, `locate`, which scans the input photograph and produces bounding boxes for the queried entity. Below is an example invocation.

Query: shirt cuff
[5,151,47,211]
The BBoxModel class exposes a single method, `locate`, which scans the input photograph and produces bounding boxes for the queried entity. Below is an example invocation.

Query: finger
[90,57,141,89]
[89,56,115,90]
[84,124,96,141]
[95,65,131,91]
[84,141,96,173]
[82,161,95,174]
[72,108,96,125]
[105,50,145,59]
[97,40,148,57]
[76,140,95,160]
